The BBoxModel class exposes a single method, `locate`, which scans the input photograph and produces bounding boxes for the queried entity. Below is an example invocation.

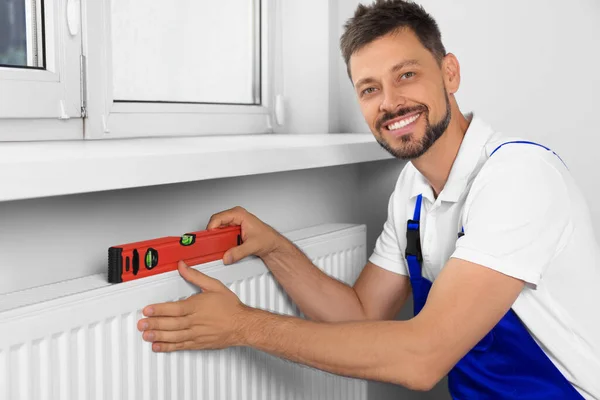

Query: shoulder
[474,137,569,195]
[464,136,571,224]
[482,137,568,175]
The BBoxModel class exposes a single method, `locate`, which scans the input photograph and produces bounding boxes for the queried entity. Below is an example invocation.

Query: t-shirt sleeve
[451,151,572,287]
[369,189,410,276]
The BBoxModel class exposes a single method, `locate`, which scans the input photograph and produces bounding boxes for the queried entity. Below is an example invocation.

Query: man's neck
[412,110,471,197]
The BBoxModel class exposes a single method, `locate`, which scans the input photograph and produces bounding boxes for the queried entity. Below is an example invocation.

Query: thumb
[178,260,224,292]
[223,241,258,265]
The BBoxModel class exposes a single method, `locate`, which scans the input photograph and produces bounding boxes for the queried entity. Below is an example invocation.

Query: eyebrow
[354,59,421,89]
[391,59,420,74]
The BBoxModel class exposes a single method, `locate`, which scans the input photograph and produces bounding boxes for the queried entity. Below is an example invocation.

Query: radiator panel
[0,224,369,400]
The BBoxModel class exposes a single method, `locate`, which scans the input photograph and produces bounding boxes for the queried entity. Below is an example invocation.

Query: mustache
[376,106,427,131]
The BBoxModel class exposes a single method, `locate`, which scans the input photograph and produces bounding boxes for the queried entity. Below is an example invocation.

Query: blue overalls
[405,141,584,399]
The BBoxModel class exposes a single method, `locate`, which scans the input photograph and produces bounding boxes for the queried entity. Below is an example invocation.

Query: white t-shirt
[369,114,600,399]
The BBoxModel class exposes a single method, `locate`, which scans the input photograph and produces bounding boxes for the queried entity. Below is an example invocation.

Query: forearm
[261,239,366,322]
[237,308,435,391]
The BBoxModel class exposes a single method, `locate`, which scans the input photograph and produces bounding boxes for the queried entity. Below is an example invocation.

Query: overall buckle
[406,219,423,261]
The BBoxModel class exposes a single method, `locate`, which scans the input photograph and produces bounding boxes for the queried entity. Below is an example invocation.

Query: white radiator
[0,224,369,400]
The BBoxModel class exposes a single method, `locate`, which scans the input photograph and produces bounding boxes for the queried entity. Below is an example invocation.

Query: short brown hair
[340,0,447,79]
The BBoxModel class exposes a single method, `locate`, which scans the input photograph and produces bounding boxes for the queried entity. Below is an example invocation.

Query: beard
[375,89,452,160]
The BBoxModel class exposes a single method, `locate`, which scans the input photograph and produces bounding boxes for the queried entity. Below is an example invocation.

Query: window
[0,0,282,141]
[111,0,259,105]
[0,0,83,140]
[0,0,44,69]
[83,0,281,139]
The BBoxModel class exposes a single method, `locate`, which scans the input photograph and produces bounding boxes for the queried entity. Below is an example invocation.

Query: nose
[379,88,407,114]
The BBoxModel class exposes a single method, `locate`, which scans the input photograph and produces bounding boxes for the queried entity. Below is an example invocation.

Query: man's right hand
[206,207,411,323]
[206,206,285,265]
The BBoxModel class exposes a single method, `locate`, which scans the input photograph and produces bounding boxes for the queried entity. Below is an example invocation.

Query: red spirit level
[108,226,241,283]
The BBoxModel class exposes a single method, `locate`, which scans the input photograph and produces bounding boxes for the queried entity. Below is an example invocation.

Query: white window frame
[0,0,83,141]
[82,0,283,140]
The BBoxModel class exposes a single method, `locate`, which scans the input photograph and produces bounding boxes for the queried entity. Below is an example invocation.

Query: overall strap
[405,194,424,279]
[489,140,568,168]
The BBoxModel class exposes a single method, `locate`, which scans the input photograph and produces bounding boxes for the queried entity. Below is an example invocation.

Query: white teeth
[388,113,420,130]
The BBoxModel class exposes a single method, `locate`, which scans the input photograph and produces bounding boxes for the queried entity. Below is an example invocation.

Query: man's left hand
[137,261,250,353]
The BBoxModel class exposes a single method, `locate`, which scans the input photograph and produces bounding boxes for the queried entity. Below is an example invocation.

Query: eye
[361,87,378,96]
[400,71,416,80]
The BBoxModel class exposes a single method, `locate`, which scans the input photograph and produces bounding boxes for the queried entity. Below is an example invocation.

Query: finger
[143,299,192,317]
[152,340,197,353]
[223,241,260,265]
[206,207,246,230]
[178,261,226,292]
[142,329,194,343]
[137,316,191,332]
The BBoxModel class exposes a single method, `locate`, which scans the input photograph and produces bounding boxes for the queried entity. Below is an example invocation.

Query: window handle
[66,0,80,36]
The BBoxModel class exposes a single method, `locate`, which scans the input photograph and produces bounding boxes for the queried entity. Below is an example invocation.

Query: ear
[441,53,461,95]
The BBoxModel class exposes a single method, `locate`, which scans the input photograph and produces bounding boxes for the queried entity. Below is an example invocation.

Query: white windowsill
[0,133,393,202]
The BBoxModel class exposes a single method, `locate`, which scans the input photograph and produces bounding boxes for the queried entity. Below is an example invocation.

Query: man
[137,1,600,398]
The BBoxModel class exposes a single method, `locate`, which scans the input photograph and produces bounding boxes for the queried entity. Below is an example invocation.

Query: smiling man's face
[350,28,453,160]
